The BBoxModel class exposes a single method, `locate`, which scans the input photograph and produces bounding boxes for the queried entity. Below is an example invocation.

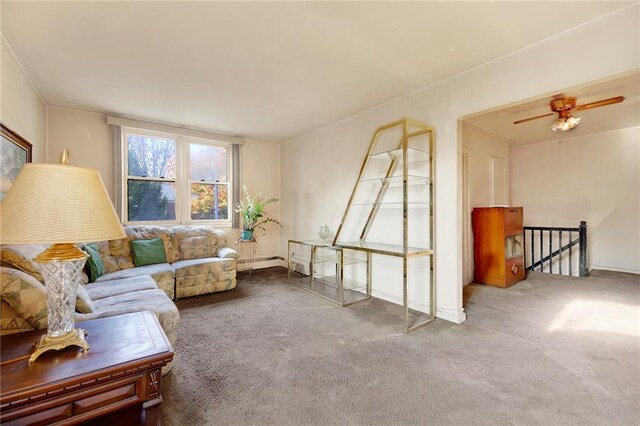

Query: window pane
[190,143,227,182]
[190,183,228,220]
[128,180,176,221]
[127,133,176,179]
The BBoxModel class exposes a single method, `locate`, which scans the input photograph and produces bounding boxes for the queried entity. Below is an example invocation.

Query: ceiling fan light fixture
[551,116,581,132]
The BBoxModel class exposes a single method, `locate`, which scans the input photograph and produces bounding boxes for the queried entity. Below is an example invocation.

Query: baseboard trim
[435,308,467,324]
[590,264,640,275]
[237,256,285,271]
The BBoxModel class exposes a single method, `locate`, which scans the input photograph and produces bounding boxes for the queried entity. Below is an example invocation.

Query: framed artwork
[1,123,33,202]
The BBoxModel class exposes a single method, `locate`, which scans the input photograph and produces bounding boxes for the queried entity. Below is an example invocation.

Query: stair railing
[524,221,588,277]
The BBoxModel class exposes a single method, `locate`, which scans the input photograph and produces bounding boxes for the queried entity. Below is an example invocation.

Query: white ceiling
[465,72,640,145]
[1,1,632,142]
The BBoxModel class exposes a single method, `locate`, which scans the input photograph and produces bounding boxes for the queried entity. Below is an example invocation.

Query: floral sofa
[90,225,239,300]
[0,225,239,373]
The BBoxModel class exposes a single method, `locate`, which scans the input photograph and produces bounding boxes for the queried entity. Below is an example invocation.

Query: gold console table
[287,239,370,307]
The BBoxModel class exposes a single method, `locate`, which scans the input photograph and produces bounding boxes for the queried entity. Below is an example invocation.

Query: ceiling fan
[513,95,625,132]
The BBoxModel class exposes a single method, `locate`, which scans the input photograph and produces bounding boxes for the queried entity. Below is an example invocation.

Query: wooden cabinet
[472,207,525,287]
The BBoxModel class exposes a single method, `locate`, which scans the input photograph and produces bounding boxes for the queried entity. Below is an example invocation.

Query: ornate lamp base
[29,328,90,364]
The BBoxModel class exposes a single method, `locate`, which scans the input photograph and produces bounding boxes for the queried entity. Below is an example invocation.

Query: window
[189,143,228,221]
[123,128,232,225]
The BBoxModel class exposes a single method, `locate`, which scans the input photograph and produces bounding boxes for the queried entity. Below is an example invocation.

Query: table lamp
[0,163,125,362]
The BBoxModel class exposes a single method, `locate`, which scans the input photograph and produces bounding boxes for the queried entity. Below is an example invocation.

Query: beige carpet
[160,267,639,425]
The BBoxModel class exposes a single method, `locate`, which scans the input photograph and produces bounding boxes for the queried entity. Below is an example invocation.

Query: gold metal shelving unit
[333,118,435,333]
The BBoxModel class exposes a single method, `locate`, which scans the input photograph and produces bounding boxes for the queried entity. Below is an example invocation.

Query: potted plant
[235,185,282,241]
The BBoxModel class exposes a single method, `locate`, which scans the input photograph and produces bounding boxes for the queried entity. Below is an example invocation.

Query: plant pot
[241,230,254,241]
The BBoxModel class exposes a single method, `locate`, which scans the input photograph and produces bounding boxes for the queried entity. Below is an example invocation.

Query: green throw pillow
[131,238,167,267]
[84,243,105,283]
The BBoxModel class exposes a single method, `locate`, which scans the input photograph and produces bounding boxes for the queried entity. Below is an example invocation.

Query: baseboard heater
[237,256,284,265]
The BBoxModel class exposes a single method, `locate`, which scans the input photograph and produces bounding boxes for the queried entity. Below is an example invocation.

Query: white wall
[461,121,510,284]
[45,108,282,264]
[463,121,510,209]
[1,36,46,162]
[237,138,282,267]
[281,5,639,323]
[46,107,114,199]
[510,127,640,274]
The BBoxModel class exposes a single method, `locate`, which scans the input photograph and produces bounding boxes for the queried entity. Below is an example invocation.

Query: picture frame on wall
[1,123,33,202]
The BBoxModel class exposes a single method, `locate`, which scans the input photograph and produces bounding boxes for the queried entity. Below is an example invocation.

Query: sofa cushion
[176,278,237,299]
[0,244,49,282]
[90,240,120,273]
[111,226,178,269]
[84,243,105,282]
[179,236,211,260]
[172,257,236,281]
[84,275,158,300]
[169,226,228,261]
[96,263,175,300]
[0,244,89,285]
[75,285,95,314]
[1,301,33,335]
[172,257,236,299]
[131,238,167,267]
[92,289,180,335]
[0,267,48,330]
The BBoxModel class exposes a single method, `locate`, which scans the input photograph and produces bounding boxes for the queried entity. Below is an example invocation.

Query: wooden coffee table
[0,311,174,425]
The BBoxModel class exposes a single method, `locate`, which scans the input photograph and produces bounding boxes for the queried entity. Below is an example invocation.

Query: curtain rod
[106,115,244,145]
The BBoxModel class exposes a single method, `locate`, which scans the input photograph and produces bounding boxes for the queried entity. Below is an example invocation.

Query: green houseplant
[235,185,282,241]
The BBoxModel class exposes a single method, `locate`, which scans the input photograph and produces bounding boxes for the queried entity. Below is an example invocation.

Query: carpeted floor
[160,267,639,425]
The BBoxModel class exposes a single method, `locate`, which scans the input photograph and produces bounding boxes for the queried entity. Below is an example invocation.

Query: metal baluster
[549,230,552,274]
[569,231,573,276]
[530,230,534,271]
[559,230,563,275]
[539,230,543,272]
[579,221,588,277]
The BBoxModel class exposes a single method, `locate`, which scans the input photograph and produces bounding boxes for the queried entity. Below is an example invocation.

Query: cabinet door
[504,207,523,236]
[505,257,525,285]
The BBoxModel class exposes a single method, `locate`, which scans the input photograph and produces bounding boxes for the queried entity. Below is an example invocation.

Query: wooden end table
[0,311,174,425]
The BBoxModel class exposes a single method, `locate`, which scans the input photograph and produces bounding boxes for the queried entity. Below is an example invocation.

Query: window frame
[121,127,233,227]
[183,137,232,224]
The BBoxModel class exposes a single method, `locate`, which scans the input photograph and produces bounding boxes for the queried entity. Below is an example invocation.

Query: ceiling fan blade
[513,112,555,125]
[575,96,625,111]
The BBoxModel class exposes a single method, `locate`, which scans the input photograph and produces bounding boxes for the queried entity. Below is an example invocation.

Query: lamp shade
[0,164,126,244]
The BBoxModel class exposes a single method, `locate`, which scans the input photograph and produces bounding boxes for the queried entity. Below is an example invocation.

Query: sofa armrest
[75,306,150,323]
[217,247,239,259]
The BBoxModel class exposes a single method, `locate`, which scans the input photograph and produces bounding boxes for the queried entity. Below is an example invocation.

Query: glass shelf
[291,254,366,266]
[350,201,433,207]
[308,275,367,291]
[335,241,433,257]
[315,254,367,265]
[369,147,431,162]
[288,239,334,248]
[291,246,367,266]
[359,174,432,184]
[289,275,369,306]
